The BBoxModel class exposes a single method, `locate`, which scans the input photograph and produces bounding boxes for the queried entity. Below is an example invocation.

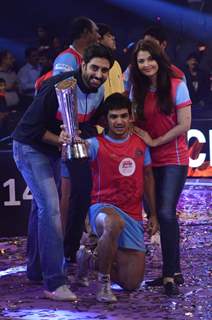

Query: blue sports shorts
[89,203,145,253]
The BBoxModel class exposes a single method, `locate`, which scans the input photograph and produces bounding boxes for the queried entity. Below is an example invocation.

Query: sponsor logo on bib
[119,158,136,176]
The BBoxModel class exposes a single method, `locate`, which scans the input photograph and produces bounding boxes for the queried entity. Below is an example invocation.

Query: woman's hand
[133,106,192,148]
[133,126,158,147]
[148,215,159,236]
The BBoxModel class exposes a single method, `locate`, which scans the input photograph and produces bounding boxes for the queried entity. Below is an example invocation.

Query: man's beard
[83,74,104,90]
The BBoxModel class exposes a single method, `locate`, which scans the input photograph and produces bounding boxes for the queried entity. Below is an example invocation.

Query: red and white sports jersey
[90,134,150,221]
[141,78,191,166]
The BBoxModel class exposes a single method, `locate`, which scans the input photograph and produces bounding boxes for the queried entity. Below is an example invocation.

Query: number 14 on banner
[3,179,32,206]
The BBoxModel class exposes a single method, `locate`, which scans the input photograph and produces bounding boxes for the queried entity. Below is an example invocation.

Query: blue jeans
[13,141,66,291]
[153,165,188,278]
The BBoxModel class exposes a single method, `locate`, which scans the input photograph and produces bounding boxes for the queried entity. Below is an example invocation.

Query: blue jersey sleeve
[144,147,152,166]
[53,53,78,75]
[175,81,191,108]
[87,137,99,160]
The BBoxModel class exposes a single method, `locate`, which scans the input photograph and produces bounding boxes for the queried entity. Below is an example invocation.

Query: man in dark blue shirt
[12,44,114,301]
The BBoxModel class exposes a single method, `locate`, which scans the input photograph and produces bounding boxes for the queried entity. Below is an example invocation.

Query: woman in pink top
[130,39,192,296]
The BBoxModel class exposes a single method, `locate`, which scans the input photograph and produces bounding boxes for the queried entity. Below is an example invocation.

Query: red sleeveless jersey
[91,134,147,220]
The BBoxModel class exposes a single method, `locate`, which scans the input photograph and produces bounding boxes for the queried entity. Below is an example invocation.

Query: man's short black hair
[144,25,167,44]
[70,16,94,41]
[103,93,132,116]
[83,43,114,68]
[97,23,113,38]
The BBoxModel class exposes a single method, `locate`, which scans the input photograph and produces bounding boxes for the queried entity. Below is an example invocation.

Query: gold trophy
[55,77,88,159]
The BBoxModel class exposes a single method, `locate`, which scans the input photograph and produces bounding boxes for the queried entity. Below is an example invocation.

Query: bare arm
[134,106,191,147]
[143,165,159,235]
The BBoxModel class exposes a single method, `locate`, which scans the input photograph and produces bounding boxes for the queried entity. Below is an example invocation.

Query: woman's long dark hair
[130,39,176,121]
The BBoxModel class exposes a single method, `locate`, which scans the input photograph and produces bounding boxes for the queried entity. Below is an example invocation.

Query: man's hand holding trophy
[55,77,88,159]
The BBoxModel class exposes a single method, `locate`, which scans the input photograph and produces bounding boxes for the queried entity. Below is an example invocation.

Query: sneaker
[44,284,77,301]
[164,282,180,296]
[96,274,117,303]
[76,245,91,287]
[97,281,117,303]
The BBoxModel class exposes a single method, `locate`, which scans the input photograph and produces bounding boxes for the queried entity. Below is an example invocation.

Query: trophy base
[62,143,88,160]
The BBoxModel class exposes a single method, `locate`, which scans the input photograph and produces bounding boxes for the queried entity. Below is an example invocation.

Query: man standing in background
[97,23,124,98]
[53,16,100,75]
[18,47,41,108]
